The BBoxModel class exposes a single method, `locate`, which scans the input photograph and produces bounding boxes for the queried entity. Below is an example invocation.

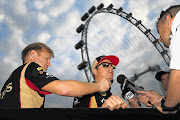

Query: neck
[95,77,112,82]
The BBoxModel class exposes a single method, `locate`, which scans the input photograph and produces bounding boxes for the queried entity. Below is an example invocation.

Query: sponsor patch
[37,67,43,71]
[99,92,107,96]
[46,72,54,78]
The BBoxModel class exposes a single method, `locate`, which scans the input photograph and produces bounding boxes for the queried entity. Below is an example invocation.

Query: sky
[0,0,180,108]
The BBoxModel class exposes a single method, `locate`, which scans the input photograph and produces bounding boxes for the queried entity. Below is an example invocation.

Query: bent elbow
[57,87,74,97]
[59,89,70,96]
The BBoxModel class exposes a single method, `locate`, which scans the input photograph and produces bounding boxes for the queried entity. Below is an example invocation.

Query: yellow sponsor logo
[37,67,43,71]
[100,92,107,96]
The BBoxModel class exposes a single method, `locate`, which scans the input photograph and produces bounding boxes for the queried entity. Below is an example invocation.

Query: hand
[137,90,163,106]
[128,97,141,108]
[97,78,111,92]
[137,94,152,107]
[101,95,128,111]
[137,91,177,114]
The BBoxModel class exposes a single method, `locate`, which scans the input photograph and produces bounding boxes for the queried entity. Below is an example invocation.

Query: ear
[166,14,173,27]
[92,69,98,76]
[158,37,162,42]
[30,50,38,61]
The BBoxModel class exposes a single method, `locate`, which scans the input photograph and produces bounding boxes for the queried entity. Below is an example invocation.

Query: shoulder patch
[37,67,43,71]
[99,92,107,96]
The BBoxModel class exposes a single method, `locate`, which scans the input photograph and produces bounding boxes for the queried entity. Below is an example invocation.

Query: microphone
[117,75,144,93]
[117,74,153,105]
[117,75,135,100]
[121,87,135,101]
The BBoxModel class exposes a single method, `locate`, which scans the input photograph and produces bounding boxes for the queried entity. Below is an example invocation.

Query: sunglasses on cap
[95,62,116,69]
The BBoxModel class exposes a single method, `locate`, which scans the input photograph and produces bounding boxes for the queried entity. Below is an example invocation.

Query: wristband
[161,98,179,111]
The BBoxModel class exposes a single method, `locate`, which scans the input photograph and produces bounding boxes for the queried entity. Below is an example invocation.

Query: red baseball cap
[91,55,119,70]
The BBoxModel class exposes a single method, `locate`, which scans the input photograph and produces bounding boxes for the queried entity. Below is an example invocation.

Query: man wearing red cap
[73,55,128,111]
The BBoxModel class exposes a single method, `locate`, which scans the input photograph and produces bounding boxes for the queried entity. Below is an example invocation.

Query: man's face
[161,73,169,91]
[158,22,171,48]
[93,59,114,82]
[34,49,52,71]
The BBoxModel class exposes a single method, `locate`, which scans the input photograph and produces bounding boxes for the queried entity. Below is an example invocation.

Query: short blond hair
[21,42,54,63]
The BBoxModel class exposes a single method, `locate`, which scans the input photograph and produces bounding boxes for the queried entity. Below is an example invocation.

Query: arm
[101,95,128,111]
[164,69,180,107]
[165,25,180,108]
[41,79,111,97]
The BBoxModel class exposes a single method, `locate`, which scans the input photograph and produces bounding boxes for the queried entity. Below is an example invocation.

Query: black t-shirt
[73,89,112,108]
[0,62,58,108]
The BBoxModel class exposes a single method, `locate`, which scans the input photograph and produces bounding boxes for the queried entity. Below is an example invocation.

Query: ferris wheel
[74,3,170,90]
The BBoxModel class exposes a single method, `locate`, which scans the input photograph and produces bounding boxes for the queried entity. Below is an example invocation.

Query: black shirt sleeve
[25,62,59,91]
